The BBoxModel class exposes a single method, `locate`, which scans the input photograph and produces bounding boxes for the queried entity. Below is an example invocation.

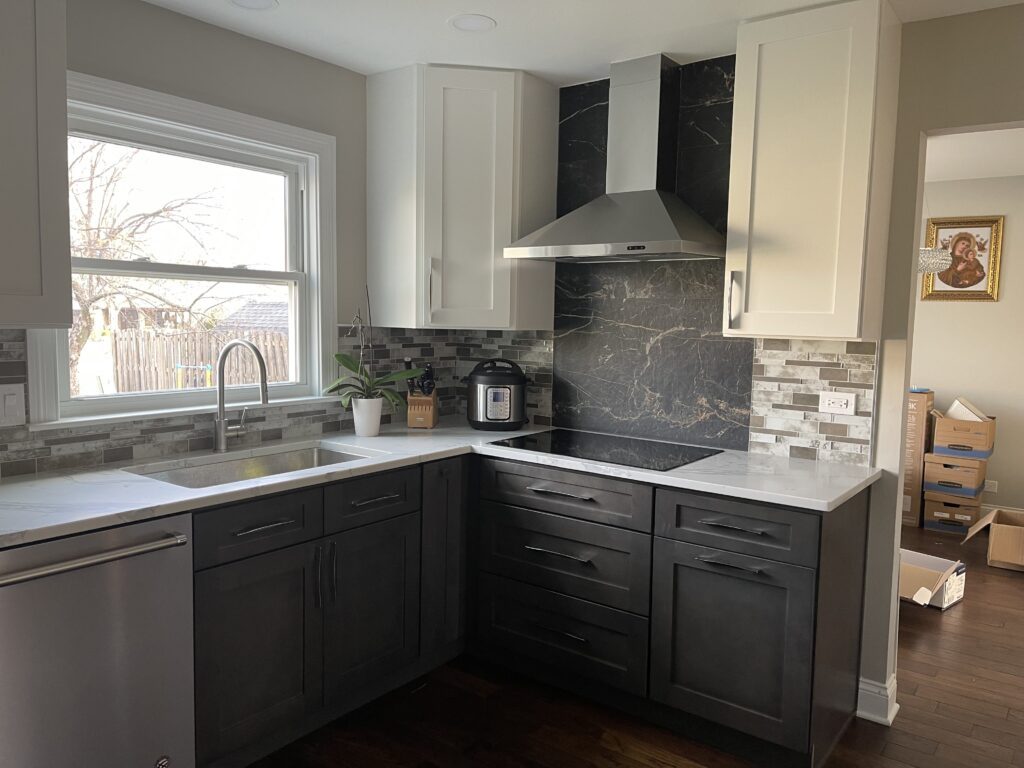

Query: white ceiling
[926,127,1024,182]
[140,0,1024,86]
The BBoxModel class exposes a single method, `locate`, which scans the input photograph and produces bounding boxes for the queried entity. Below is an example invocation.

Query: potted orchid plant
[326,290,422,436]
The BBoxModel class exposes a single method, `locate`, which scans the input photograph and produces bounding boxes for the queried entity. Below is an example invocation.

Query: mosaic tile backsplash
[0,327,552,479]
[749,339,877,467]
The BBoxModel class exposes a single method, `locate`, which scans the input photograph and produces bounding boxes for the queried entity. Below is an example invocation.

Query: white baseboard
[857,675,899,725]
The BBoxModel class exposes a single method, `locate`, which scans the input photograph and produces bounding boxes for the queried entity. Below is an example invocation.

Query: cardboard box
[964,509,1024,572]
[933,398,996,459]
[923,453,986,497]
[924,493,983,534]
[899,548,966,610]
[902,390,935,526]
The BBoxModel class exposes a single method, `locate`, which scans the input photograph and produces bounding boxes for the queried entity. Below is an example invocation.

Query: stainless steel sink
[134,447,366,488]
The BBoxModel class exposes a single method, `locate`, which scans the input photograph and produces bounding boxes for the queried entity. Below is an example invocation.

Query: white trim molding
[29,72,337,424]
[858,674,899,725]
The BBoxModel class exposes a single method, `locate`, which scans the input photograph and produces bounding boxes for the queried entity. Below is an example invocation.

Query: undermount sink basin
[134,447,366,488]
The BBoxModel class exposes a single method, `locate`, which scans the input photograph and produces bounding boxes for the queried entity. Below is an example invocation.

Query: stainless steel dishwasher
[0,514,195,768]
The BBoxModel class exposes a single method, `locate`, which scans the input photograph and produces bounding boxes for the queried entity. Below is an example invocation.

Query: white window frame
[28,72,337,423]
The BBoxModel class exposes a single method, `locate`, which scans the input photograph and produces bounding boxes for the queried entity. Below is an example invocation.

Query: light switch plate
[0,384,26,427]
[985,479,999,493]
[819,391,856,415]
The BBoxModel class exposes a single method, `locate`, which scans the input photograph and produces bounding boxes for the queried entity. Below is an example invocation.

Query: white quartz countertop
[0,418,881,549]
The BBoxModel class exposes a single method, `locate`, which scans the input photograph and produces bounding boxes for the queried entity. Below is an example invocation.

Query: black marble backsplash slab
[553,56,752,450]
[553,261,753,450]
[557,79,609,218]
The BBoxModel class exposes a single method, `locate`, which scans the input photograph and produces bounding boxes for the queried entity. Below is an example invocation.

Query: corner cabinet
[0,0,72,328]
[367,64,557,331]
[723,0,900,340]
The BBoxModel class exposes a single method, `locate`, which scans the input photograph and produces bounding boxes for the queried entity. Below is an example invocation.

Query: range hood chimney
[505,54,725,262]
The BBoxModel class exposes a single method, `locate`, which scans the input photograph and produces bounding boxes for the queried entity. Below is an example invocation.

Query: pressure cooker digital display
[485,386,512,420]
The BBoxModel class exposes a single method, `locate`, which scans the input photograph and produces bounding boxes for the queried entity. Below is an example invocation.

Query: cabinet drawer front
[480,458,652,532]
[655,489,819,567]
[478,501,651,615]
[193,488,323,570]
[477,574,649,696]
[650,539,814,751]
[324,467,421,533]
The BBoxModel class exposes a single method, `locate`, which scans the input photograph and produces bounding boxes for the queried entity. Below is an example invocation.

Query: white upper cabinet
[724,0,900,340]
[0,0,71,328]
[368,65,557,330]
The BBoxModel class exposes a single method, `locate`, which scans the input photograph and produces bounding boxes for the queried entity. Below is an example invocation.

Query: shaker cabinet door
[0,0,71,328]
[323,512,422,706]
[422,66,516,329]
[650,538,815,751]
[195,541,324,766]
[724,0,883,338]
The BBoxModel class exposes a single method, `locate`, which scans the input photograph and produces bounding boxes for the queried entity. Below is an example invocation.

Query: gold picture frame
[921,215,1003,301]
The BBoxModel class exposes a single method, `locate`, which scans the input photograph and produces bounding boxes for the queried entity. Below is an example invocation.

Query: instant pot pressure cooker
[463,358,528,430]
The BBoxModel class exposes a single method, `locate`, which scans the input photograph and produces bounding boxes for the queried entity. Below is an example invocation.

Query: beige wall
[864,3,1024,698]
[67,0,367,320]
[911,175,1023,506]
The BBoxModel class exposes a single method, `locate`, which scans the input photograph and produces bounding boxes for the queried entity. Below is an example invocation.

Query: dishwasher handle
[0,533,189,588]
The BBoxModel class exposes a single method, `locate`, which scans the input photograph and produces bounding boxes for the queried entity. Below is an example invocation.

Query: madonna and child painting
[922,215,1003,301]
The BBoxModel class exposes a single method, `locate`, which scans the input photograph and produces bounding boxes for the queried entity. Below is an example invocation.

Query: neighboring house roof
[215,301,290,333]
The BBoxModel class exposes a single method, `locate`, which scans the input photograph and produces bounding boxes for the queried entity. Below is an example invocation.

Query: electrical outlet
[819,391,856,415]
[985,479,999,493]
[0,384,25,427]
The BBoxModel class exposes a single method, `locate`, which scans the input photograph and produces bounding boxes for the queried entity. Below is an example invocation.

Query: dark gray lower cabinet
[195,540,323,766]
[649,538,815,751]
[421,457,466,661]
[323,511,421,706]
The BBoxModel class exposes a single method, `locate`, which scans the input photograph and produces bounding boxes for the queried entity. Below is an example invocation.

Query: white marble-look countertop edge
[0,419,882,550]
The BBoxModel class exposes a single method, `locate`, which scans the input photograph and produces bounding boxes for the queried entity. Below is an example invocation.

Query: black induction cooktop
[490,429,722,472]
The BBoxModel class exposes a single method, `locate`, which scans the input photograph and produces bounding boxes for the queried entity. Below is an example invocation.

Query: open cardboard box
[932,397,996,459]
[964,509,1024,572]
[899,549,966,610]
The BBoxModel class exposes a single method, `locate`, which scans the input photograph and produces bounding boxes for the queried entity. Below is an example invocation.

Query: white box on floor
[898,548,966,610]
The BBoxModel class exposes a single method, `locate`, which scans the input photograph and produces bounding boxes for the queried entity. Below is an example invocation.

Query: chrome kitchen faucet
[214,340,270,452]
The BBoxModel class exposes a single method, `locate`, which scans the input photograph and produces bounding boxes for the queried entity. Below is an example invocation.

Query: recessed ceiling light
[230,0,279,10]
[448,13,498,32]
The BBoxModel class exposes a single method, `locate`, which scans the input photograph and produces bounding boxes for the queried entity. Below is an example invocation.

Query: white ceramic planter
[351,397,383,437]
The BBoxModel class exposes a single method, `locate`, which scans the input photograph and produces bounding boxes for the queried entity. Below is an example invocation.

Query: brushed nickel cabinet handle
[694,556,763,576]
[525,486,595,502]
[698,518,766,536]
[314,545,324,608]
[352,492,401,509]
[329,541,338,605]
[530,620,589,645]
[0,533,188,588]
[523,544,593,566]
[727,270,740,330]
[232,518,297,538]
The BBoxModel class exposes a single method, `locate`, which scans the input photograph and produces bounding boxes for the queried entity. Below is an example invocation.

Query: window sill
[27,395,344,432]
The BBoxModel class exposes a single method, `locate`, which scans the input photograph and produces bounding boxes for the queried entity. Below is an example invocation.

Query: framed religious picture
[921,215,1003,301]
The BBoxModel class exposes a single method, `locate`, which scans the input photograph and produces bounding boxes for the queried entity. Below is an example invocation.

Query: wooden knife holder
[407,391,439,429]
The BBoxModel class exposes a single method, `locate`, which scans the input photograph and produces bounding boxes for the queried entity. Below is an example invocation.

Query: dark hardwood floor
[255,525,1024,768]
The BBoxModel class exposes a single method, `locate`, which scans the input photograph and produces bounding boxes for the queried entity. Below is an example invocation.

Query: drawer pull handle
[352,492,401,508]
[695,556,763,576]
[530,620,589,645]
[523,545,593,566]
[233,518,297,538]
[525,486,594,502]
[698,518,766,536]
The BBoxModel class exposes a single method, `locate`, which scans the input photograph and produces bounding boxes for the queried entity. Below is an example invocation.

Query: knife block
[407,391,439,429]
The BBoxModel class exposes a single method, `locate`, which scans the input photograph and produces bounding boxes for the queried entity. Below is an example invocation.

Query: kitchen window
[29,74,337,422]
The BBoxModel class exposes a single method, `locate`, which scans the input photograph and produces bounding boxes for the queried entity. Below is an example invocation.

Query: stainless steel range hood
[505,54,725,263]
